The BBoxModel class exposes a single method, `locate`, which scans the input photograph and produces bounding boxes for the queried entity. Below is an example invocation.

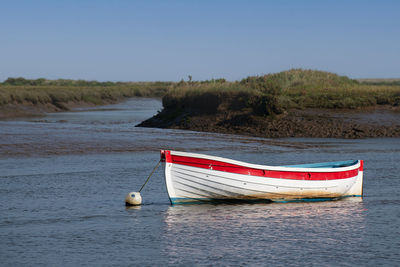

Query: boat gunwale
[165,150,361,173]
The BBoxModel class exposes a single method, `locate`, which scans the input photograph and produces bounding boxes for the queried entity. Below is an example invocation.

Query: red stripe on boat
[167,153,358,181]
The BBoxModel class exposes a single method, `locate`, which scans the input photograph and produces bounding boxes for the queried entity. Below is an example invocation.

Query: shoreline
[2,98,399,139]
[0,99,120,120]
[137,105,400,139]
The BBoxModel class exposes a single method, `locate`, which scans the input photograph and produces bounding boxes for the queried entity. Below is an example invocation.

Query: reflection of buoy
[125,192,142,206]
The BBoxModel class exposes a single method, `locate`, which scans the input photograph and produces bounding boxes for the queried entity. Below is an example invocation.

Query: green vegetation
[2,70,400,118]
[357,78,400,86]
[163,69,400,116]
[0,78,172,107]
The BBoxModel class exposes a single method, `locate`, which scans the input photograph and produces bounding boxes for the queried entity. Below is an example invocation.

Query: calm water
[1,98,399,266]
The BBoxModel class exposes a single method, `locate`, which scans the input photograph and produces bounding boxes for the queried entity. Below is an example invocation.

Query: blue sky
[1,0,399,81]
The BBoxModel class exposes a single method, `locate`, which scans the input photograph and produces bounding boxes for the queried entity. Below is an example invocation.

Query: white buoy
[125,192,142,206]
[125,160,162,206]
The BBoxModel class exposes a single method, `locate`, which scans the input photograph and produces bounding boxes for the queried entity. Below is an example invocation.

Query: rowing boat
[160,150,363,204]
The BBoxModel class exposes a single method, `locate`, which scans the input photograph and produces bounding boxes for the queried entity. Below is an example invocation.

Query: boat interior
[284,160,359,168]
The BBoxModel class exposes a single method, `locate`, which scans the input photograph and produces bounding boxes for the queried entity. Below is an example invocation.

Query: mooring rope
[139,159,162,192]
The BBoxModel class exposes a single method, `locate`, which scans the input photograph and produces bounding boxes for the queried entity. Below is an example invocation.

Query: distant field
[0,78,172,108]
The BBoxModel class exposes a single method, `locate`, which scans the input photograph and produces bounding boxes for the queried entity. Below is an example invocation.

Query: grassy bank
[3,70,400,126]
[163,69,400,116]
[138,69,400,138]
[4,70,399,115]
[0,78,172,109]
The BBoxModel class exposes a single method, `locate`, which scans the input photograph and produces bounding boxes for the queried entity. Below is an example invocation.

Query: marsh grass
[357,78,400,86]
[0,81,172,107]
[164,69,400,116]
[2,70,400,115]
[284,84,400,108]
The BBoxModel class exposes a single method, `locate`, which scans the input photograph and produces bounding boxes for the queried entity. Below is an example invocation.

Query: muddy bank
[0,100,111,120]
[137,106,400,138]
[0,102,63,120]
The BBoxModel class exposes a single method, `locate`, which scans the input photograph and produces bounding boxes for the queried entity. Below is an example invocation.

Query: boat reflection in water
[161,198,365,265]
